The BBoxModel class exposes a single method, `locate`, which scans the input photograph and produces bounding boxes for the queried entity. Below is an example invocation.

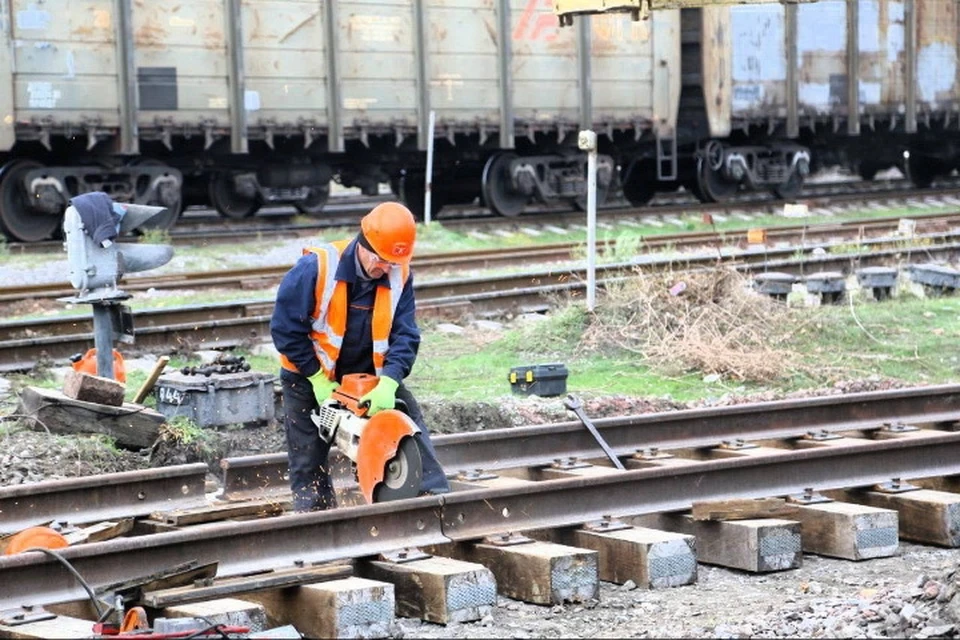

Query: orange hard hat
[360,202,416,265]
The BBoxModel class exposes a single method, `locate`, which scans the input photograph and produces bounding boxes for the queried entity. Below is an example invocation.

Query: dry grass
[579,268,803,382]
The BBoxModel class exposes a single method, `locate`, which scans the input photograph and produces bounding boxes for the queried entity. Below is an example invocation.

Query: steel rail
[0,464,209,535]
[221,383,960,500]
[3,238,960,371]
[7,210,959,304]
[9,180,960,255]
[7,230,959,342]
[4,429,960,609]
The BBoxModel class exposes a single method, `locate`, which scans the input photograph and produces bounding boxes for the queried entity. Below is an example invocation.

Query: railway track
[2,230,959,372]
[8,178,960,255]
[5,209,960,305]
[3,385,960,626]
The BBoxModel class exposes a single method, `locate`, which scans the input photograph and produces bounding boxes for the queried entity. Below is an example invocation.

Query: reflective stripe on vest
[280,240,409,378]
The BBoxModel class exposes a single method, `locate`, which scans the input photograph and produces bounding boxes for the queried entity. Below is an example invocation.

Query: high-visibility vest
[279,240,410,379]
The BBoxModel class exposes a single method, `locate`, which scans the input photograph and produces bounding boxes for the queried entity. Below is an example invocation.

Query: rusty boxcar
[677,0,960,205]
[0,0,958,242]
[0,0,677,241]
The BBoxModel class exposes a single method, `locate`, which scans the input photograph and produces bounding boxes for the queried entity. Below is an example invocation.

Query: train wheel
[621,163,658,206]
[0,160,61,243]
[773,171,804,200]
[695,155,739,203]
[906,155,942,189]
[209,172,261,219]
[399,174,443,220]
[293,184,330,216]
[130,158,182,232]
[481,152,527,217]
[858,162,879,181]
[573,182,610,211]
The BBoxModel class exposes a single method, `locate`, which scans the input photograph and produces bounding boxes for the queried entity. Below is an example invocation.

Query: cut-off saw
[311,373,423,503]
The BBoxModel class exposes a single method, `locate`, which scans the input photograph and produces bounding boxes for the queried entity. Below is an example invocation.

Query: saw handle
[358,398,409,414]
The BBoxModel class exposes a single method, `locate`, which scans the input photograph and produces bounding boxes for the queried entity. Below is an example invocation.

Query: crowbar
[564,394,626,470]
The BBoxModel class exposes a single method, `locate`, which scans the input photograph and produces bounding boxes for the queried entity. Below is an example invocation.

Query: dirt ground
[3,377,959,638]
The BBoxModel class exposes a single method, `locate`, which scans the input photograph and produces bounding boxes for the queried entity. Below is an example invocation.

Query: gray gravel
[399,545,960,639]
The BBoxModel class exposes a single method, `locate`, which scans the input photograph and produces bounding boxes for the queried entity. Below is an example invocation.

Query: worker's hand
[359,376,399,415]
[307,371,339,405]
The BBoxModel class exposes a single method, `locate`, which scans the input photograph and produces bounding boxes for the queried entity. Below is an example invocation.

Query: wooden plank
[825,488,960,547]
[571,526,697,588]
[133,356,170,404]
[131,519,181,535]
[62,520,134,546]
[907,475,960,494]
[140,564,353,608]
[100,561,219,600]
[152,499,291,527]
[359,555,496,624]
[448,474,536,492]
[62,370,125,407]
[240,577,394,639]
[792,501,899,561]
[539,464,622,480]
[16,386,164,449]
[0,614,93,639]
[635,514,802,573]
[428,539,598,605]
[691,498,799,522]
[162,598,267,632]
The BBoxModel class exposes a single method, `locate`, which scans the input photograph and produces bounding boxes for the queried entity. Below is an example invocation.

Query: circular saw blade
[373,436,423,502]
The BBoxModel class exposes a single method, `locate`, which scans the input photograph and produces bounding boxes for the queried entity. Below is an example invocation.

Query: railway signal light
[61,194,175,381]
[64,201,174,293]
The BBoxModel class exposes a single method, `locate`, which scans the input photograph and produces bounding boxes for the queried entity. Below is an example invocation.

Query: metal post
[225,0,248,154]
[92,304,115,380]
[579,130,598,312]
[115,0,139,155]
[424,110,436,225]
[586,146,597,312]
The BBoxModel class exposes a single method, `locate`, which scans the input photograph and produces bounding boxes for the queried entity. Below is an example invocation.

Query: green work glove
[307,371,339,405]
[359,376,399,416]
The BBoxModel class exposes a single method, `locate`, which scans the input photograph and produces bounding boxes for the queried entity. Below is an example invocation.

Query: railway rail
[2,229,959,372]
[5,209,960,305]
[7,179,960,255]
[2,385,960,613]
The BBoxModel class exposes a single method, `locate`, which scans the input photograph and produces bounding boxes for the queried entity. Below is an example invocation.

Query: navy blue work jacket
[270,237,421,383]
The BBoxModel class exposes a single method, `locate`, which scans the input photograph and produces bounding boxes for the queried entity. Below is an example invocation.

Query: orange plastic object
[121,607,150,632]
[746,228,767,245]
[4,526,69,555]
[356,409,418,504]
[72,348,127,384]
[332,373,380,416]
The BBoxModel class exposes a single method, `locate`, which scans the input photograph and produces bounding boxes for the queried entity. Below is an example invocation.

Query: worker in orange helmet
[270,201,449,511]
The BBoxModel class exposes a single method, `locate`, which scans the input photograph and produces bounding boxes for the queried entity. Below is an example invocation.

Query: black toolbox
[508,363,568,397]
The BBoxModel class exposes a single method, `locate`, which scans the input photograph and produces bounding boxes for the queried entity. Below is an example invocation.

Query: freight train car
[0,0,681,241]
[671,0,960,205]
[1,1,959,243]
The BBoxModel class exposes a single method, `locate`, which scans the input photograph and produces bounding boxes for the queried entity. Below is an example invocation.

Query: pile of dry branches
[578,268,801,382]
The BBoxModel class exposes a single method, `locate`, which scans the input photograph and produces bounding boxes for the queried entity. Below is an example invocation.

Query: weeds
[159,416,206,445]
[138,228,171,245]
[578,267,804,382]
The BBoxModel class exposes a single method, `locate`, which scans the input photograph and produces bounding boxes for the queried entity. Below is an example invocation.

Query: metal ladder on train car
[657,132,677,181]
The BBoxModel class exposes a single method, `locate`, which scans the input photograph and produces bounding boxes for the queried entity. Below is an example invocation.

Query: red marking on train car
[514,0,559,42]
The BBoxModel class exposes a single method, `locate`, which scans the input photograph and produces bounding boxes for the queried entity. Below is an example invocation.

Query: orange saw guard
[4,526,69,555]
[356,409,421,503]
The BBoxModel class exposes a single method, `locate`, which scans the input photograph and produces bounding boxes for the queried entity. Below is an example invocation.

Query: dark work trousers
[280,369,450,513]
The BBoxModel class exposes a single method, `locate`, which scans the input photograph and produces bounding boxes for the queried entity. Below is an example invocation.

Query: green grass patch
[785,295,960,388]
[411,282,960,404]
